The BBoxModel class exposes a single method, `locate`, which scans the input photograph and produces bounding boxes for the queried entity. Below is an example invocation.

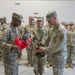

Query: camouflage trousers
[46,52,52,64]
[26,48,33,65]
[66,46,74,64]
[33,54,46,75]
[0,49,2,60]
[3,51,18,75]
[52,51,67,75]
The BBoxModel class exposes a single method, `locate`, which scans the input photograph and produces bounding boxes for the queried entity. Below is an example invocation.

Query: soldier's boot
[50,63,52,66]
[27,64,32,67]
[40,73,42,75]
[69,64,74,68]
[46,63,50,68]
[65,63,69,68]
[34,69,38,75]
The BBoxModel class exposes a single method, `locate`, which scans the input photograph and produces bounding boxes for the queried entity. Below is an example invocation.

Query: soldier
[33,17,46,75]
[43,23,53,67]
[24,16,37,66]
[1,13,23,75]
[0,17,9,28]
[0,18,4,25]
[66,22,75,68]
[38,11,67,75]
[63,22,69,30]
[0,18,6,60]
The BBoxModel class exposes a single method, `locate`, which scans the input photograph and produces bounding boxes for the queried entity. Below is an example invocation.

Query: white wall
[0,1,75,26]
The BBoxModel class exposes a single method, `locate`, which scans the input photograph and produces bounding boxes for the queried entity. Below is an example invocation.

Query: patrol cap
[30,16,34,20]
[3,17,6,20]
[62,22,66,25]
[64,22,68,26]
[37,17,42,21]
[69,22,74,25]
[12,13,23,22]
[46,11,57,21]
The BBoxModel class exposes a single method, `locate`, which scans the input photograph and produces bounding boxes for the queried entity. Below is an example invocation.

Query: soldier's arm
[46,30,66,53]
[41,30,50,46]
[1,29,13,49]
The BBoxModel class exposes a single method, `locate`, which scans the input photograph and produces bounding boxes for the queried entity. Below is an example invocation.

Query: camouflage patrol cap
[62,22,66,25]
[64,22,68,26]
[30,16,34,20]
[37,17,42,21]
[3,17,6,20]
[46,11,57,21]
[12,13,23,22]
[69,22,74,25]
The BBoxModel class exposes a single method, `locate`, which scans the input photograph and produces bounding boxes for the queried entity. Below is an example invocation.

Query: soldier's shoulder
[25,24,30,28]
[59,24,67,32]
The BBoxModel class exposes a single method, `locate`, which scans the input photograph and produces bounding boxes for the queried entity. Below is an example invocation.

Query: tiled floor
[0,50,75,75]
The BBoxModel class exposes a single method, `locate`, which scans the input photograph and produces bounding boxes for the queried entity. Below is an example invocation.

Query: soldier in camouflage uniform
[24,16,37,66]
[63,22,69,30]
[33,17,46,75]
[0,17,8,60]
[2,17,9,27]
[1,13,23,75]
[0,18,7,60]
[43,23,53,67]
[38,11,67,75]
[66,22,75,68]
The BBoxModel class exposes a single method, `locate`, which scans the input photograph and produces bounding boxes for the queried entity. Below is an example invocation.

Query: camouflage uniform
[24,17,37,66]
[0,24,6,60]
[45,11,67,75]
[0,18,8,60]
[66,22,75,68]
[46,24,67,75]
[33,17,46,75]
[43,24,53,67]
[1,13,23,75]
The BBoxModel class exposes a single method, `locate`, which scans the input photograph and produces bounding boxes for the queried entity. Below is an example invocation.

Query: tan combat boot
[27,64,32,67]
[65,63,69,68]
[46,63,50,68]
[69,64,74,68]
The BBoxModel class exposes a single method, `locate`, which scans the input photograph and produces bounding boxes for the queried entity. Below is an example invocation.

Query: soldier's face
[12,18,21,27]
[37,21,42,27]
[69,25,74,29]
[30,19,35,25]
[48,17,56,25]
[65,25,68,29]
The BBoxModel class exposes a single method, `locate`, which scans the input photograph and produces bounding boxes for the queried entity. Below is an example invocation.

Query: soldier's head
[3,17,7,23]
[63,22,69,29]
[69,22,74,30]
[46,11,59,26]
[29,16,35,25]
[11,13,23,27]
[0,18,3,25]
[37,17,42,28]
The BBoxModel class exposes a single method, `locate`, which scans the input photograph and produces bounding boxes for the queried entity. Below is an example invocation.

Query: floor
[0,50,75,75]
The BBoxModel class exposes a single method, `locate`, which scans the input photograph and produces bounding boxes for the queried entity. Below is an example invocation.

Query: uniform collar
[10,24,16,33]
[53,24,59,30]
[29,24,35,27]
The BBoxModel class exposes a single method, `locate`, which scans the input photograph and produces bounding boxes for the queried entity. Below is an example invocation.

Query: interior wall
[0,1,75,26]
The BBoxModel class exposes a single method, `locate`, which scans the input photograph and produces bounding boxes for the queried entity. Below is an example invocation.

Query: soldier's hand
[12,45,20,50]
[36,46,45,52]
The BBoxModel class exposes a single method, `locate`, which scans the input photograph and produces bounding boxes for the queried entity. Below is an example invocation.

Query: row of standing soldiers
[62,22,75,68]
